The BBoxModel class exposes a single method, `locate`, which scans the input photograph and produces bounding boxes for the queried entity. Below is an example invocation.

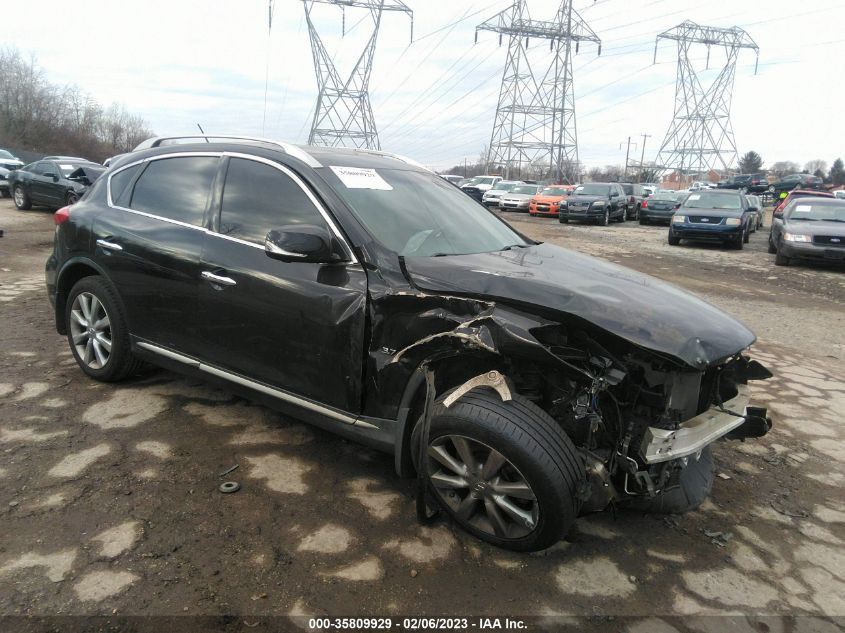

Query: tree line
[0,47,154,163]
[739,151,844,185]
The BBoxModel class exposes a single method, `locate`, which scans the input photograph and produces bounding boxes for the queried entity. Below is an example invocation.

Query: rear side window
[218,157,326,244]
[110,164,142,207]
[129,157,218,226]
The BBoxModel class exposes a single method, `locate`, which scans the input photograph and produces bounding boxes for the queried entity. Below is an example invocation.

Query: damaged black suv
[46,136,772,551]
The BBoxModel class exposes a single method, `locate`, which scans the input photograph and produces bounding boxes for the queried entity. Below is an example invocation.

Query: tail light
[54,206,71,225]
[641,199,648,208]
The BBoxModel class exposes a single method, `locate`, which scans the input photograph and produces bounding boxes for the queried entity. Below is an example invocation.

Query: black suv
[46,136,772,551]
[619,183,647,220]
[559,182,627,225]
[716,174,769,194]
[769,173,824,196]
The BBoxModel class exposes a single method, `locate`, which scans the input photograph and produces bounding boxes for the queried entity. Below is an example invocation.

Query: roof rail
[131,135,322,168]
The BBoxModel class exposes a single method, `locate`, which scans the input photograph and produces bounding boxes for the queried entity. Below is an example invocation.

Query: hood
[0,159,23,170]
[404,242,755,368]
[787,219,845,235]
[534,195,567,203]
[567,194,606,204]
[502,193,535,201]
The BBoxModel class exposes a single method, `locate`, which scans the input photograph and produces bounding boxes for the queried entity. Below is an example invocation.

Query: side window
[129,157,218,226]
[32,162,49,175]
[218,157,326,244]
[110,164,142,207]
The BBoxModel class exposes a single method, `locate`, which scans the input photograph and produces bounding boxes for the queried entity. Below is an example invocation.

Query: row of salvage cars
[0,149,106,210]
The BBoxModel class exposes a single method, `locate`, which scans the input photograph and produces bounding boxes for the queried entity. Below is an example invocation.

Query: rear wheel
[66,276,143,382]
[13,185,31,210]
[417,391,583,551]
[66,191,80,205]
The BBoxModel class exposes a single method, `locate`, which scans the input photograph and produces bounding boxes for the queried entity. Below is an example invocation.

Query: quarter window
[110,164,142,207]
[218,158,326,244]
[129,156,218,226]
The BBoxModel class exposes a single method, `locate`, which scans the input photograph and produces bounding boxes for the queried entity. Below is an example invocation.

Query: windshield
[0,150,14,159]
[476,177,496,185]
[540,187,569,196]
[57,163,89,177]
[682,192,741,210]
[621,184,633,195]
[652,193,677,201]
[509,185,538,195]
[491,183,518,193]
[574,184,610,196]
[325,168,528,257]
[787,201,845,222]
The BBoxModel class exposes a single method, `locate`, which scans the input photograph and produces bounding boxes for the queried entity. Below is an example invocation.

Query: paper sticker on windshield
[330,166,393,191]
[795,204,812,212]
[60,164,74,170]
[688,194,701,200]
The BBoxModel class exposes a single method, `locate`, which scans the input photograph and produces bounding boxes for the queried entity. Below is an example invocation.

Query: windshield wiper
[500,244,529,251]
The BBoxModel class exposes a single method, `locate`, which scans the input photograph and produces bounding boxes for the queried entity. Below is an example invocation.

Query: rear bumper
[640,384,761,464]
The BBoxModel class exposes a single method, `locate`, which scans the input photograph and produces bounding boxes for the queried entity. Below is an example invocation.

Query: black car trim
[136,339,360,425]
[105,151,357,263]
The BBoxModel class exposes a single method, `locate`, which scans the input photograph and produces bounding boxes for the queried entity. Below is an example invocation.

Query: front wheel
[558,216,569,224]
[767,237,777,254]
[66,276,143,382]
[775,250,790,266]
[600,209,610,226]
[13,185,31,210]
[743,225,750,243]
[667,230,680,246]
[419,391,583,551]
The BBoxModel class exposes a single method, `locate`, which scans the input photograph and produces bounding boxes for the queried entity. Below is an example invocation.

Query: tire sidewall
[65,276,132,381]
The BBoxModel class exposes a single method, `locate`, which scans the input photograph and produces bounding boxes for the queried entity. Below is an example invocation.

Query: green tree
[830,158,844,185]
[738,151,763,173]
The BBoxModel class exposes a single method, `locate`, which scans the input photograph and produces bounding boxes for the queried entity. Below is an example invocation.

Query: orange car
[529,185,575,217]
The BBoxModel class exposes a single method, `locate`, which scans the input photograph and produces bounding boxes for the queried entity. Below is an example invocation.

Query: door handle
[201,271,237,286]
[96,239,123,251]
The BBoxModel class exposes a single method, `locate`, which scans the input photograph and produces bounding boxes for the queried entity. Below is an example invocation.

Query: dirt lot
[1,198,844,627]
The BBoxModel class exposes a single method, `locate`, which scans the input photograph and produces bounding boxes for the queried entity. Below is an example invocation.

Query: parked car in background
[0,149,24,197]
[717,174,768,193]
[639,191,684,225]
[769,197,845,266]
[746,195,763,230]
[498,184,541,211]
[834,190,845,200]
[528,185,573,217]
[559,183,627,225]
[45,135,773,551]
[9,159,105,210]
[620,182,646,220]
[641,183,658,196]
[773,189,835,219]
[482,180,524,208]
[42,155,91,162]
[439,174,463,185]
[461,175,502,202]
[668,190,755,249]
[769,174,824,196]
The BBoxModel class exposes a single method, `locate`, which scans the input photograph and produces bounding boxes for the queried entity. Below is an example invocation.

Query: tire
[600,209,610,226]
[732,236,744,250]
[0,189,9,199]
[13,185,31,210]
[767,237,777,254]
[66,191,80,205]
[558,216,569,224]
[639,216,647,225]
[775,250,790,266]
[415,390,583,551]
[743,225,750,243]
[667,229,680,246]
[65,276,144,382]
[625,447,713,514]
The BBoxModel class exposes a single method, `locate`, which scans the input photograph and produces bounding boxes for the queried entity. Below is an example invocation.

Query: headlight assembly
[783,232,812,243]
[591,200,604,208]
[725,218,742,226]
[672,215,685,223]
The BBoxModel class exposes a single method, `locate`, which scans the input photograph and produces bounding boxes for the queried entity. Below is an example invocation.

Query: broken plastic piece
[443,370,512,408]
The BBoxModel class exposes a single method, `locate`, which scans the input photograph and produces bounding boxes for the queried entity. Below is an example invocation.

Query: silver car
[499,184,542,211]
[481,180,524,207]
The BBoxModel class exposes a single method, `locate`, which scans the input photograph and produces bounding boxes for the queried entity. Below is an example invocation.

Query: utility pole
[653,20,759,177]
[476,1,600,184]
[638,133,651,182]
[619,137,635,180]
[303,0,413,149]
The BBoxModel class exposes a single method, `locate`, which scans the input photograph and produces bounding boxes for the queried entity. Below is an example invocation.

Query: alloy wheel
[14,187,24,207]
[427,434,539,540]
[603,209,610,226]
[69,292,112,369]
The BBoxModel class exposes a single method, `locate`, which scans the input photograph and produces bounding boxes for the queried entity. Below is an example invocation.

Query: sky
[4,0,844,172]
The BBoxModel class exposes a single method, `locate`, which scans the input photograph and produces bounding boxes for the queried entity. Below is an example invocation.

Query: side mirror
[43,172,57,180]
[265,225,345,264]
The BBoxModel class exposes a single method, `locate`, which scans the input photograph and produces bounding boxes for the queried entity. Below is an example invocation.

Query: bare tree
[803,159,827,178]
[769,161,800,178]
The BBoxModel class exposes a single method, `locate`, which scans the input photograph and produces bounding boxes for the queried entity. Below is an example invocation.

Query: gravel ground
[1,199,844,627]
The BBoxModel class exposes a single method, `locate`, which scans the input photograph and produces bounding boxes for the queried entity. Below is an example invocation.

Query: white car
[481,180,524,207]
[499,184,542,211]
[834,190,845,200]
[461,175,503,202]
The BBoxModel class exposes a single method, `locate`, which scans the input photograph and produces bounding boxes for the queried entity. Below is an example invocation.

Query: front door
[92,154,221,356]
[198,156,367,413]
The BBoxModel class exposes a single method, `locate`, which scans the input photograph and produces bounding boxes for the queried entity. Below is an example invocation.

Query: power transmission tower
[303,0,412,149]
[476,1,600,183]
[653,21,758,178]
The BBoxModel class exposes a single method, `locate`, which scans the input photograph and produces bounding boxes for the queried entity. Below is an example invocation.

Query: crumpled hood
[404,242,755,368]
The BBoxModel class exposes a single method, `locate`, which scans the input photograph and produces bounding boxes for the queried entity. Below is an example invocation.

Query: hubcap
[69,292,112,369]
[14,187,24,207]
[427,434,539,540]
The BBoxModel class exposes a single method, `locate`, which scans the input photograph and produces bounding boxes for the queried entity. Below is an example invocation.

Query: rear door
[197,155,367,413]
[92,154,221,356]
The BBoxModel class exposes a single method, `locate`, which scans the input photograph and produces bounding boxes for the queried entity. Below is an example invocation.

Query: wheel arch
[54,257,112,335]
